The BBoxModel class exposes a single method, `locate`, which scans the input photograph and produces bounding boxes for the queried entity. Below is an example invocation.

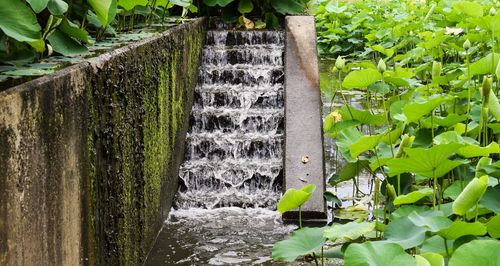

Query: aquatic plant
[274,0,500,265]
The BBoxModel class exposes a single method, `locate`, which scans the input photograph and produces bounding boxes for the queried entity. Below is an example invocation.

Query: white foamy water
[175,30,285,209]
[146,208,296,265]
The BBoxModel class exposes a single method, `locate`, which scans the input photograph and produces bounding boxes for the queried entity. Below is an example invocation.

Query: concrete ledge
[0,18,206,265]
[283,16,326,220]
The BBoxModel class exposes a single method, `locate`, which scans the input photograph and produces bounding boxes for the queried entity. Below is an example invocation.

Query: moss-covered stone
[0,18,206,266]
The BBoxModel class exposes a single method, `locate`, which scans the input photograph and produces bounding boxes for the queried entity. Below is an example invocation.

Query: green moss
[84,20,206,266]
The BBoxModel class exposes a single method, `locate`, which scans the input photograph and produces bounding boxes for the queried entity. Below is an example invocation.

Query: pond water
[145,59,359,265]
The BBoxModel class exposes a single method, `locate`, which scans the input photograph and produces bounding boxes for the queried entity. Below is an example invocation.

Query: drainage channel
[146,29,290,265]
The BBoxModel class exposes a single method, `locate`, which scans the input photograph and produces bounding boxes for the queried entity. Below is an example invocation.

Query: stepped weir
[175,30,286,209]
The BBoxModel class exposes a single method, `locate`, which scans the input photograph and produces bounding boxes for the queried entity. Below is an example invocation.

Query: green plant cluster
[201,0,310,29]
[274,0,500,265]
[0,0,196,66]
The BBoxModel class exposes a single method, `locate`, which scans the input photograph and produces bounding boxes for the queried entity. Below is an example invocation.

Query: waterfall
[174,30,285,209]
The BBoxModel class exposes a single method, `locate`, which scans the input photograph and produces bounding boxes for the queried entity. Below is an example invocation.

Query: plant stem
[299,206,302,229]
[312,252,319,266]
[321,247,324,266]
[464,50,471,135]
[432,168,437,210]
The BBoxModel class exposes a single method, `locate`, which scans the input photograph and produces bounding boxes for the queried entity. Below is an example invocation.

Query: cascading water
[174,30,286,210]
[145,30,295,265]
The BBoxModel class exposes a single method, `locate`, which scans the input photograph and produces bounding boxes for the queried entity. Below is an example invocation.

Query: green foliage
[201,0,308,29]
[276,184,316,214]
[448,240,500,266]
[0,0,194,68]
[0,0,42,43]
[342,69,382,89]
[276,0,500,264]
[323,221,374,241]
[452,175,489,216]
[272,227,326,262]
[393,188,433,206]
[344,242,416,266]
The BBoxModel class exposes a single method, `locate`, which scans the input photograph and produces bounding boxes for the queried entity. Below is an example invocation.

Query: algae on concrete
[0,18,206,266]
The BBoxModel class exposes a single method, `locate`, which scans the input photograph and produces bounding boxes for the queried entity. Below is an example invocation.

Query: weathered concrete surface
[0,18,206,265]
[283,16,326,220]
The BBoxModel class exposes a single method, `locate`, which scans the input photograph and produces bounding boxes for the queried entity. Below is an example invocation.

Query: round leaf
[47,0,68,16]
[383,216,427,249]
[47,30,88,56]
[277,184,316,213]
[438,221,487,240]
[238,0,253,13]
[342,69,382,89]
[27,0,49,13]
[0,0,42,42]
[344,241,416,266]
[486,214,500,238]
[272,227,326,262]
[271,0,304,15]
[449,240,500,266]
[324,221,374,241]
[393,188,433,205]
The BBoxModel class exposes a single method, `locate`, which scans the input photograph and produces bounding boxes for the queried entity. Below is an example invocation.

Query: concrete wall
[0,18,206,265]
[283,16,326,220]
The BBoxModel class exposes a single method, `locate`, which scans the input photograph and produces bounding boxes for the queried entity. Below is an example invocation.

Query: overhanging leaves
[272,227,326,262]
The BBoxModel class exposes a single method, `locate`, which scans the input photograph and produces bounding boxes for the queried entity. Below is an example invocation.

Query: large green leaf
[457,142,500,158]
[486,214,500,238]
[408,211,452,232]
[277,184,316,213]
[47,0,68,16]
[118,0,148,10]
[488,90,500,121]
[339,105,385,125]
[272,227,326,262]
[423,114,468,128]
[387,143,464,178]
[27,0,49,13]
[329,160,368,186]
[238,0,253,13]
[449,240,500,266]
[390,205,431,220]
[342,69,382,89]
[336,127,363,162]
[382,216,427,249]
[420,235,453,256]
[403,96,447,123]
[469,53,500,76]
[480,185,500,213]
[349,128,401,158]
[203,0,235,7]
[419,253,444,266]
[59,19,90,44]
[452,175,488,216]
[270,0,304,15]
[47,30,88,56]
[452,1,483,17]
[393,188,433,205]
[323,221,375,241]
[0,0,42,43]
[438,221,487,240]
[88,0,117,26]
[344,241,416,266]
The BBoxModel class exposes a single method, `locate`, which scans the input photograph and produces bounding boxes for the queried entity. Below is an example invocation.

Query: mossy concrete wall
[0,18,206,265]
